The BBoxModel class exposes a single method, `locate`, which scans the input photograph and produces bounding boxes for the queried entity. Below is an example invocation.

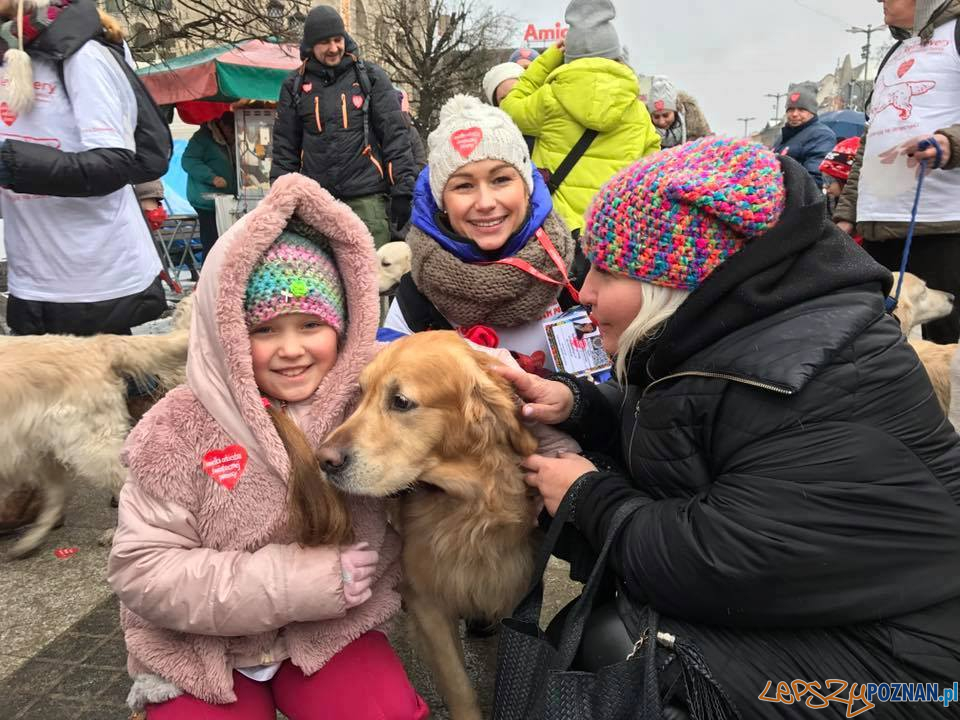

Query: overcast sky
[491,0,890,136]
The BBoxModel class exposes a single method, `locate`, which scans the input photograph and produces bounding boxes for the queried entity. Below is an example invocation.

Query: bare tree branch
[359,0,514,136]
[112,0,312,63]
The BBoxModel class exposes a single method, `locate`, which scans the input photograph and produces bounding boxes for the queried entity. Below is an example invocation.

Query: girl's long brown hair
[267,406,353,546]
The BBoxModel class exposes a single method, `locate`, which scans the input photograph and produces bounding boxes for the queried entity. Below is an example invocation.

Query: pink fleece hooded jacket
[107,174,401,708]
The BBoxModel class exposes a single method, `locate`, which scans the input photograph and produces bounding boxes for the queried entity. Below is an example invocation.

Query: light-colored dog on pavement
[890,272,958,417]
[0,297,192,558]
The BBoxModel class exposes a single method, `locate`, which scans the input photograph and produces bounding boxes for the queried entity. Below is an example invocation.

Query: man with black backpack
[0,0,171,336]
[271,5,415,249]
[835,0,960,343]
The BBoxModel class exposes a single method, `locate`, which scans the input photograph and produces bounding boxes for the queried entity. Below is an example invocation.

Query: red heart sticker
[302,82,312,93]
[352,94,363,109]
[450,127,483,159]
[0,102,17,126]
[202,444,248,491]
[789,93,800,103]
[54,547,78,559]
[897,59,915,78]
[654,100,665,111]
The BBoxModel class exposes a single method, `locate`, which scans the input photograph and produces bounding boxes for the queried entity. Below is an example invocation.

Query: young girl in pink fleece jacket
[108,173,428,719]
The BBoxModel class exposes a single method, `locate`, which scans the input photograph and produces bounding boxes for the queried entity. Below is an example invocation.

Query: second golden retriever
[890,272,957,416]
[320,331,539,720]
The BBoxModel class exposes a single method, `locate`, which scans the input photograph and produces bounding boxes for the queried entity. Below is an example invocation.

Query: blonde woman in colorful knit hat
[108,175,428,720]
[497,136,960,715]
[382,94,576,377]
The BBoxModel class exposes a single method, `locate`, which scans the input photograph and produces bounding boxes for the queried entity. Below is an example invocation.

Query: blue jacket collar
[410,164,554,263]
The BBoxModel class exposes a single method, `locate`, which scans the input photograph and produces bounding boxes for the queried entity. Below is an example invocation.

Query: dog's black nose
[319,447,351,475]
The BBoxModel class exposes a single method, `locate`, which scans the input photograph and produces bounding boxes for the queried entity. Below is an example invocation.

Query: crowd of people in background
[1,0,959,717]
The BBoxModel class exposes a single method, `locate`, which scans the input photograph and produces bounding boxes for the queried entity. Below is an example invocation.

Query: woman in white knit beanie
[381,94,576,378]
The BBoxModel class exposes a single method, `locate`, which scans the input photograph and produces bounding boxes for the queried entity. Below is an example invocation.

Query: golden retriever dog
[0,296,192,558]
[320,331,540,720]
[950,348,960,434]
[891,271,954,336]
[889,272,957,415]
[377,241,412,317]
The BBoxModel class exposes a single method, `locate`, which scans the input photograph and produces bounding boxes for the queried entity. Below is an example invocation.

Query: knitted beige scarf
[409,211,574,328]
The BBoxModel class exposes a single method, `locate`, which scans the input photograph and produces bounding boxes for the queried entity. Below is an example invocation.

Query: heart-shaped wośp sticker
[450,127,483,158]
[202,445,248,491]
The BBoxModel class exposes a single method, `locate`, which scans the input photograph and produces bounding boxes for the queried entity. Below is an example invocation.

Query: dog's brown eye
[391,393,415,412]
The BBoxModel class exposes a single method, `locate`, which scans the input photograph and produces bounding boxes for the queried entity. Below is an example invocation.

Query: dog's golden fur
[321,331,538,720]
[890,272,957,416]
[0,297,192,558]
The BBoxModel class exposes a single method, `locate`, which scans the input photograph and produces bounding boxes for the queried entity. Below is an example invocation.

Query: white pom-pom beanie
[426,94,533,208]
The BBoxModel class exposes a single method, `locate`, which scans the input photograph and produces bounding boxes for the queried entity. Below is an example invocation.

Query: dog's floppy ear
[456,351,538,459]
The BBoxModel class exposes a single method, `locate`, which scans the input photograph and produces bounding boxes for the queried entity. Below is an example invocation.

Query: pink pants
[146,631,429,720]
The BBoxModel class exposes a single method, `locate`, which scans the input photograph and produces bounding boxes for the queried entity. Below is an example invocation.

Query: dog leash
[885,136,943,313]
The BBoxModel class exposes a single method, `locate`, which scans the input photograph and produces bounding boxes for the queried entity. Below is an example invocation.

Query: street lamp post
[765,92,785,121]
[847,24,881,84]
[266,0,284,37]
[737,116,756,138]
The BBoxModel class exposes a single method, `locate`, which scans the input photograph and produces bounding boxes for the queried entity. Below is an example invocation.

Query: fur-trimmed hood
[185,172,380,482]
[114,175,400,707]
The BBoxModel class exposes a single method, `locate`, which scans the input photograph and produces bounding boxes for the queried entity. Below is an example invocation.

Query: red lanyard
[478,228,581,304]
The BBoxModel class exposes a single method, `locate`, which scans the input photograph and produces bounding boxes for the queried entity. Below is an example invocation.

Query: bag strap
[554,497,646,668]
[354,59,373,154]
[547,128,599,195]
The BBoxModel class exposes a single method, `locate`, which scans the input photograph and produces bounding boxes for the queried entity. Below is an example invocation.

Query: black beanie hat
[302,5,346,49]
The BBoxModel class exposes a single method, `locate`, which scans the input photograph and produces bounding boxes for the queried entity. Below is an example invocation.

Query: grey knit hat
[785,84,818,115]
[647,76,679,114]
[564,0,623,62]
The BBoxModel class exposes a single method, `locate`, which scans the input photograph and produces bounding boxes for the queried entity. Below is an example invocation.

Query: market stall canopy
[138,40,302,106]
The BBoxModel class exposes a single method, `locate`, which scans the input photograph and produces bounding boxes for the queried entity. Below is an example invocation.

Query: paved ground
[0,476,581,719]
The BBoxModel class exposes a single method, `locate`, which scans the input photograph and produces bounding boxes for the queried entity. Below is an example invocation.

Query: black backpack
[59,38,173,184]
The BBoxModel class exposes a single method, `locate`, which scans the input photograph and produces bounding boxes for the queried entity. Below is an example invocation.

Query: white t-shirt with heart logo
[0,40,160,303]
[857,19,960,223]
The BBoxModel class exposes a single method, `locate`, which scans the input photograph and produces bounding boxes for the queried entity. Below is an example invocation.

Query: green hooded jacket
[500,45,661,233]
[182,122,237,212]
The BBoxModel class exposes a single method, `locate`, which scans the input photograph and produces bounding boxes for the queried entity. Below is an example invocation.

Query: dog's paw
[97,528,116,547]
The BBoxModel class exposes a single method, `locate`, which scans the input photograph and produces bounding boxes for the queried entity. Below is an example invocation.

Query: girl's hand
[522,453,597,516]
[492,364,574,425]
[339,542,379,609]
[212,175,228,189]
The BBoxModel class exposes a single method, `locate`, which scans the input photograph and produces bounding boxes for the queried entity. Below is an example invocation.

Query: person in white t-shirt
[835,0,960,344]
[0,0,165,336]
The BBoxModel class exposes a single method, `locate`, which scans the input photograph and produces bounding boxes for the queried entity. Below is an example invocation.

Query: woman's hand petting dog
[522,453,598,516]
[492,364,575,425]
[339,542,379,609]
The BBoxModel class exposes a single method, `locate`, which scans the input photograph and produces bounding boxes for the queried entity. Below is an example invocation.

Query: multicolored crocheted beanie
[581,136,786,291]
[244,221,346,332]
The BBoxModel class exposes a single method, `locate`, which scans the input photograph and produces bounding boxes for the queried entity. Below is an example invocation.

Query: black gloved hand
[389,194,412,234]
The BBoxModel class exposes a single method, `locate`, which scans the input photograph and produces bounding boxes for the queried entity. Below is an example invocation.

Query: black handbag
[492,495,660,720]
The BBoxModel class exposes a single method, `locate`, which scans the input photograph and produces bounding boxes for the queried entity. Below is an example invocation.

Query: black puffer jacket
[271,35,414,204]
[0,0,154,197]
[559,157,960,716]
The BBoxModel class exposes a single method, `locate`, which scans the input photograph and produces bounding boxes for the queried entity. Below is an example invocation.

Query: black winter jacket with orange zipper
[270,35,414,205]
[547,156,960,716]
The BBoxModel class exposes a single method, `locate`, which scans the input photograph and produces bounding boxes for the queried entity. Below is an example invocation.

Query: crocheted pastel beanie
[581,136,786,291]
[244,221,346,331]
